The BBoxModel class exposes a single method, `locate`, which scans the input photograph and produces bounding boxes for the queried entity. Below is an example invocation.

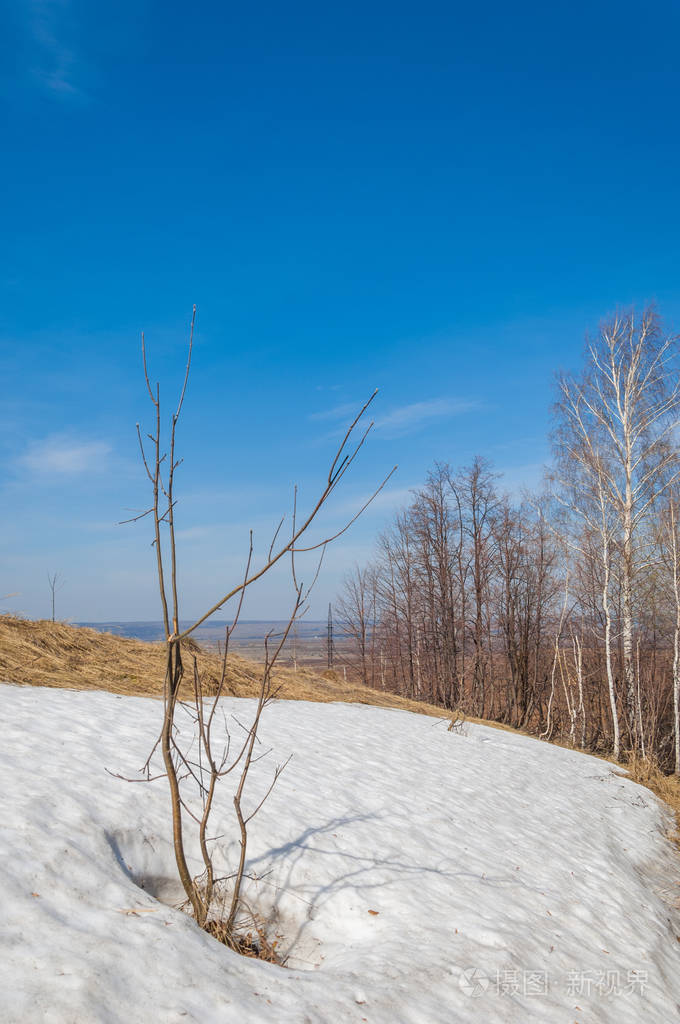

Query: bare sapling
[129,307,395,954]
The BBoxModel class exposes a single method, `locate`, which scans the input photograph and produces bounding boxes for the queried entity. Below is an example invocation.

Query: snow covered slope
[1,682,679,1023]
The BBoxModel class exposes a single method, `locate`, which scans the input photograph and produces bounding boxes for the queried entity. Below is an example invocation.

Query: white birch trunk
[601,527,620,761]
[621,480,636,740]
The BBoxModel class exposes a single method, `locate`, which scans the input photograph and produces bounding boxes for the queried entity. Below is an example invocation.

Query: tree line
[336,308,680,770]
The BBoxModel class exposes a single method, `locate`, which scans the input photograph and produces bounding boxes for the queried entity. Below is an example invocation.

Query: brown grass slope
[0,614,453,717]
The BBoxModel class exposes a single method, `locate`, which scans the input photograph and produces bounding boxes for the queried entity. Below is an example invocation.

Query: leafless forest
[336,308,680,770]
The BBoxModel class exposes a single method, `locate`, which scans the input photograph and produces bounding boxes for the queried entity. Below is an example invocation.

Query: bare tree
[336,563,379,687]
[131,308,394,951]
[376,512,419,697]
[455,458,499,716]
[555,309,680,749]
[551,398,622,759]
[410,465,465,707]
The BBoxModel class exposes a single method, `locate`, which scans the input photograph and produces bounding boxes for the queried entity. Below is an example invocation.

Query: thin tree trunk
[602,532,620,760]
[671,501,680,774]
[622,492,636,741]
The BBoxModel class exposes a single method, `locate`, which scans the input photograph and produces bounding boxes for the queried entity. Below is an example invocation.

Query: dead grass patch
[0,613,454,718]
[619,751,680,850]
[203,917,285,964]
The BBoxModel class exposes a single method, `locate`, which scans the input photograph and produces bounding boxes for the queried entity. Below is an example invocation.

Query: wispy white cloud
[363,484,415,510]
[309,402,363,423]
[331,484,417,519]
[28,0,83,98]
[18,434,111,475]
[374,397,479,438]
[310,396,479,439]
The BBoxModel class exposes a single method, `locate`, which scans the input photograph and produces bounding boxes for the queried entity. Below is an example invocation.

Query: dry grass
[618,751,680,850]
[203,917,285,965]
[0,614,454,718]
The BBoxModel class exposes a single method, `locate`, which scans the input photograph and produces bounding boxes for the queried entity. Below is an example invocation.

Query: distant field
[77,619,354,669]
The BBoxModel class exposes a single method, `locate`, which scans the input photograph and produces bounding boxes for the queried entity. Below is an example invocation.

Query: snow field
[1,682,679,1023]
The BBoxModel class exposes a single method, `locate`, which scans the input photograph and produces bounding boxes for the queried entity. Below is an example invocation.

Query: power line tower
[291,621,298,674]
[327,602,334,669]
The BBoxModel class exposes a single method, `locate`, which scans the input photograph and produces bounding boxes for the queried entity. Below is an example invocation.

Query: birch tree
[555,308,680,751]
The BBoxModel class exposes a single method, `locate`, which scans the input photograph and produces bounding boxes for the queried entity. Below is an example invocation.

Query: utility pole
[327,602,334,669]
[47,571,64,623]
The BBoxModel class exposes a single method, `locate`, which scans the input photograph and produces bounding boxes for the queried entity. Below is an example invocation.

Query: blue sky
[2,1,680,621]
